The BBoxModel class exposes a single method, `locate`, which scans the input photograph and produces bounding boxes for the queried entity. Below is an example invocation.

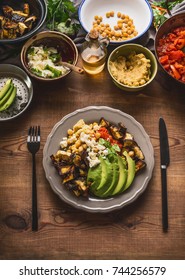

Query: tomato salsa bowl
[155,12,185,85]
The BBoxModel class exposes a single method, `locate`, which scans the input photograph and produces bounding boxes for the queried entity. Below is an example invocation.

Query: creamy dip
[109,52,151,87]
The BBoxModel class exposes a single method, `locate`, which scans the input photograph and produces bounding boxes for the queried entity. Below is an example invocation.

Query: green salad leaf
[46,0,80,35]
[98,138,121,155]
[151,0,184,29]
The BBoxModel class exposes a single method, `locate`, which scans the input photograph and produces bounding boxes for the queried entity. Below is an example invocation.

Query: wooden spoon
[60,61,84,74]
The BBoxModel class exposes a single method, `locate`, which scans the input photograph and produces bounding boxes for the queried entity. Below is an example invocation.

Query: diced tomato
[163,64,170,70]
[159,55,169,65]
[168,33,176,41]
[174,38,185,49]
[98,127,122,149]
[170,65,181,80]
[166,44,177,52]
[179,66,185,75]
[98,127,110,139]
[169,50,184,61]
[157,26,185,83]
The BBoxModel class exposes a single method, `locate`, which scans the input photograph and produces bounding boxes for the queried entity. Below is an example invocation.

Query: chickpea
[117,22,123,29]
[67,129,73,135]
[127,20,133,27]
[92,10,138,42]
[75,139,81,148]
[78,146,84,153]
[95,132,101,139]
[106,12,110,18]
[117,12,121,18]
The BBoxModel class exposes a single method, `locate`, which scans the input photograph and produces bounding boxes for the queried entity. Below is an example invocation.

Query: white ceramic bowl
[79,0,153,44]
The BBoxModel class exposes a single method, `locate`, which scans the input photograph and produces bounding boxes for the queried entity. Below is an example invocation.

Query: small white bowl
[79,0,153,44]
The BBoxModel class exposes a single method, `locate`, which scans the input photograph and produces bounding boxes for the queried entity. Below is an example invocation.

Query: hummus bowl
[107,44,158,92]
[43,106,154,213]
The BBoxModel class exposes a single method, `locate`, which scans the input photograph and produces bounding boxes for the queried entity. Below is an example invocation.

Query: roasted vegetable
[122,139,145,160]
[99,117,110,128]
[50,149,89,196]
[0,3,37,39]
[135,158,146,173]
[109,124,124,140]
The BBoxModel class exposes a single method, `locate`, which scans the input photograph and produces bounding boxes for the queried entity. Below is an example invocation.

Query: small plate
[43,106,154,213]
[0,64,33,121]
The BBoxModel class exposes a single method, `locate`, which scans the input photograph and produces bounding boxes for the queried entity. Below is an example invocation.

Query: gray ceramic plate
[0,64,33,121]
[43,106,154,213]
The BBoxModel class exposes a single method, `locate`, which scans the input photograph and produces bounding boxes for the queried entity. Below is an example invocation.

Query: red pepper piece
[159,55,169,65]
[169,50,184,61]
[170,65,181,80]
[174,38,185,49]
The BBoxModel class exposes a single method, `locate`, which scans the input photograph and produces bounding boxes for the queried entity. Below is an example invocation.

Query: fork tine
[27,126,32,142]
[37,126,40,142]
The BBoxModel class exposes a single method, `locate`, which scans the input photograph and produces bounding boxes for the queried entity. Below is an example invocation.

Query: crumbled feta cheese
[60,140,68,148]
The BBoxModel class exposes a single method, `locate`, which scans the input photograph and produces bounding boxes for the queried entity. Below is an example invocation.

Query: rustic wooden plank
[0,55,185,260]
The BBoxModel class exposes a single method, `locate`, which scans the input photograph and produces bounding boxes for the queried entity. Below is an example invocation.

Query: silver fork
[27,126,40,231]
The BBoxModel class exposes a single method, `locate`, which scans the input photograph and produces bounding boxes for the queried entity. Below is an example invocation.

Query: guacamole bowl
[107,44,158,92]
[43,106,154,213]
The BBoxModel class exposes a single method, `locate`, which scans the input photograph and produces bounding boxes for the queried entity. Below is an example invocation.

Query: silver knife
[159,117,170,232]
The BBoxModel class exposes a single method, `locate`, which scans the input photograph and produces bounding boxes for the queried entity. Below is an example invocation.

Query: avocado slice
[0,86,17,112]
[111,155,128,196]
[0,83,13,107]
[99,154,120,198]
[122,151,136,191]
[0,79,12,100]
[87,160,102,190]
[90,157,113,197]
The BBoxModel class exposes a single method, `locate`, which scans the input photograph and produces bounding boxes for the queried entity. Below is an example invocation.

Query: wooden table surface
[0,44,185,260]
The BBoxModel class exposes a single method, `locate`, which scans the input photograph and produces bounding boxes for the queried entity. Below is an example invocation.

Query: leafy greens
[46,0,80,34]
[151,0,184,29]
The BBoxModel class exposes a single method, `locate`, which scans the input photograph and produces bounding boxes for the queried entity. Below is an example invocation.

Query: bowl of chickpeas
[78,0,153,44]
[107,44,158,92]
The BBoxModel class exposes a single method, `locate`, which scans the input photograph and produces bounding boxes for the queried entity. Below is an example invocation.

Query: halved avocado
[122,151,135,191]
[90,157,113,197]
[111,155,128,196]
[99,154,120,198]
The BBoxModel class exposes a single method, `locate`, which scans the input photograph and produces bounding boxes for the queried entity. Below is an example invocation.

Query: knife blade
[159,117,170,231]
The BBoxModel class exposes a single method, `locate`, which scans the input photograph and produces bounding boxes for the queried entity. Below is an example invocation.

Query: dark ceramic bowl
[0,0,47,44]
[21,31,79,81]
[154,12,185,85]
